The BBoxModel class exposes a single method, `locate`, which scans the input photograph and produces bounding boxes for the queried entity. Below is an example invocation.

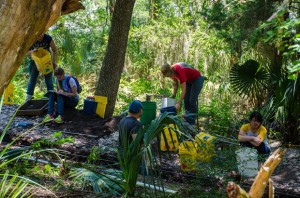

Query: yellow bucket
[31,48,53,74]
[3,83,14,105]
[179,141,197,172]
[195,132,216,162]
[94,95,107,118]
[160,124,180,151]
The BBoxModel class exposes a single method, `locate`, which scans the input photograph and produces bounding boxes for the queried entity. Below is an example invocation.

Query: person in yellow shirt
[238,111,271,154]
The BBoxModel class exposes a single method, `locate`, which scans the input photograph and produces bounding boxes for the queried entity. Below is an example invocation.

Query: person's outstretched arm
[172,78,178,98]
[175,82,186,111]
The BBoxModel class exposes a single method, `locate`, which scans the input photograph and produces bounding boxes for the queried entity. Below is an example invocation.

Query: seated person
[118,100,143,158]
[238,111,271,154]
[44,67,79,123]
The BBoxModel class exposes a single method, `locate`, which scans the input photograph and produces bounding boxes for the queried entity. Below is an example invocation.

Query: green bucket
[140,101,157,125]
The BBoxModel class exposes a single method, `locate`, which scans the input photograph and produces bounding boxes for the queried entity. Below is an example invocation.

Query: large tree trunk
[95,0,136,118]
[0,0,84,95]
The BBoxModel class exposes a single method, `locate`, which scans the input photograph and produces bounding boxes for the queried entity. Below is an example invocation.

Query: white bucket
[161,97,176,108]
[235,147,258,177]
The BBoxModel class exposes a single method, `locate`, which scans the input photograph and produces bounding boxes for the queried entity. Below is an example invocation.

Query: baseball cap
[129,100,143,113]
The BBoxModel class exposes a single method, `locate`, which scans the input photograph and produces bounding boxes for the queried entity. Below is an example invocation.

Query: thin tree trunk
[95,0,136,118]
[0,0,83,95]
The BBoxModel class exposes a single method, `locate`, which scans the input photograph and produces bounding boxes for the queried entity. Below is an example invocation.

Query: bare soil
[0,105,299,197]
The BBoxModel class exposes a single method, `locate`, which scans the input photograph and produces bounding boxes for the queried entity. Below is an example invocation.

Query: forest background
[0,0,299,197]
[7,0,300,144]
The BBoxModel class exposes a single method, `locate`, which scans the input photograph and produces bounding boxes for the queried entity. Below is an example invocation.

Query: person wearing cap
[118,100,143,157]
[161,62,204,125]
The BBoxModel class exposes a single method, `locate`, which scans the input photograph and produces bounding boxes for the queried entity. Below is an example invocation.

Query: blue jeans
[184,75,204,125]
[27,61,53,96]
[47,92,78,117]
[240,141,271,155]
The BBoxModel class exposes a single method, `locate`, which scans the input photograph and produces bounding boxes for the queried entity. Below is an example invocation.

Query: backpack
[66,76,82,94]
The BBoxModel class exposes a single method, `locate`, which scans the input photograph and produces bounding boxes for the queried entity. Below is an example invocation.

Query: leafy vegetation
[1,0,299,197]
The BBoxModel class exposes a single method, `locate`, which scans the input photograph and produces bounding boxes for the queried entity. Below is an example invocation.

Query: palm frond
[0,146,66,170]
[230,59,269,102]
[69,168,123,196]
[0,105,22,144]
[0,171,36,198]
[0,92,3,114]
[118,112,196,196]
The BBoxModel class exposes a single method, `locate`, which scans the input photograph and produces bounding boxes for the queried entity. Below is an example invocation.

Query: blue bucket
[83,99,97,115]
[160,106,176,115]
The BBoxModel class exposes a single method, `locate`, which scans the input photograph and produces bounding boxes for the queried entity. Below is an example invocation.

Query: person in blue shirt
[43,67,79,123]
[26,33,58,102]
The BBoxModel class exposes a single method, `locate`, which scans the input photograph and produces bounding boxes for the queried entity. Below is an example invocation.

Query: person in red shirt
[161,62,204,125]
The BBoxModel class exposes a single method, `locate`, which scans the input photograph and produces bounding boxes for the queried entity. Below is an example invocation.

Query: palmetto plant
[0,105,61,197]
[0,171,33,198]
[118,112,195,197]
[230,59,300,143]
[262,70,300,142]
[69,168,123,196]
[0,144,58,197]
[230,59,269,108]
[70,112,193,197]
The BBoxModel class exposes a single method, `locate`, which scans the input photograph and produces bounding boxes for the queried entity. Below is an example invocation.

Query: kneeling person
[44,67,79,123]
[118,100,143,158]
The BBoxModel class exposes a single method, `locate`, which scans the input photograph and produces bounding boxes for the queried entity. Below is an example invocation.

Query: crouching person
[44,67,79,123]
[118,100,143,159]
[118,100,151,176]
[238,111,271,155]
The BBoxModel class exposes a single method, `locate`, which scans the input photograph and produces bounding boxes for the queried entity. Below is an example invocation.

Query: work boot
[54,115,64,124]
[43,114,54,122]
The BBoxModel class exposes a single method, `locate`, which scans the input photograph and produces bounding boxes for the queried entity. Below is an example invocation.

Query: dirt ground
[47,107,122,137]
[0,104,300,197]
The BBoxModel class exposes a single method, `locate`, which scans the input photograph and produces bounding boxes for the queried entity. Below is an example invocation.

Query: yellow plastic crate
[195,132,216,162]
[94,95,107,118]
[31,48,53,74]
[3,83,14,105]
[160,124,180,151]
[179,141,197,172]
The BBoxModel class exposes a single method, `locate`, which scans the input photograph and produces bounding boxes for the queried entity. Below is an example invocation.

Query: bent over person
[238,111,271,154]
[44,67,79,124]
[161,62,204,125]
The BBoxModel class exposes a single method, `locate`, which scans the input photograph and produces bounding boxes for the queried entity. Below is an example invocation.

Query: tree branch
[226,148,286,198]
[267,0,291,22]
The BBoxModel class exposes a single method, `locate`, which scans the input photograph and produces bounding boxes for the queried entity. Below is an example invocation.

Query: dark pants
[184,75,204,125]
[47,92,78,116]
[240,141,271,155]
